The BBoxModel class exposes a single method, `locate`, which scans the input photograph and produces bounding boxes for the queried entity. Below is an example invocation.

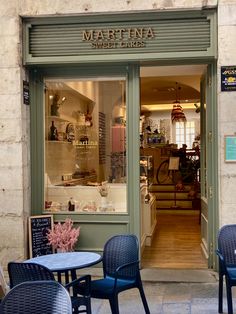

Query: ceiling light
[171,82,187,123]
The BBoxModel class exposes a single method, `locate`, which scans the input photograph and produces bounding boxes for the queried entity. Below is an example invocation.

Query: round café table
[25,252,102,284]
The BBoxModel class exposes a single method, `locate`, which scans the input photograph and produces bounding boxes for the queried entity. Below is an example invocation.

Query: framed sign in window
[28,215,54,258]
[225,135,236,162]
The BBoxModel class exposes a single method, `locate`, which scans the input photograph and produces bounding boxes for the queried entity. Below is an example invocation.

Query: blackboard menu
[28,215,54,258]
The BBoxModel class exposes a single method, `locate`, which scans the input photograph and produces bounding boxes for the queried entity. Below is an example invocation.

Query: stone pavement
[81,268,235,314]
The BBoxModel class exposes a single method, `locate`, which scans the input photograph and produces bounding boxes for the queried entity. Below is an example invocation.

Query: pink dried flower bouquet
[47,218,80,252]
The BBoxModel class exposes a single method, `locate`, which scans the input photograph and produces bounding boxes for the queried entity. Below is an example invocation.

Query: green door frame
[29,59,218,268]
[29,63,141,239]
[206,62,219,269]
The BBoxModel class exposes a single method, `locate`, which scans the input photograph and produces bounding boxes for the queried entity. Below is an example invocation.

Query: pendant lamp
[171,83,186,123]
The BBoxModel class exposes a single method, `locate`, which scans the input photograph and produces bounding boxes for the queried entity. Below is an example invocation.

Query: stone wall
[18,0,217,16]
[218,1,236,225]
[0,1,30,267]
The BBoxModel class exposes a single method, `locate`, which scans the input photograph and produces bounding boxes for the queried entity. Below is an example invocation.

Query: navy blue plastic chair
[216,224,236,314]
[0,280,72,314]
[8,261,91,314]
[79,234,150,314]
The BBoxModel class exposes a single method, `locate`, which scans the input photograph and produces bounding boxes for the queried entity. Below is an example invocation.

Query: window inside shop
[175,121,195,149]
[44,78,127,214]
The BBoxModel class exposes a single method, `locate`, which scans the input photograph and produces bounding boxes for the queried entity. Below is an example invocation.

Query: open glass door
[200,72,208,260]
[200,63,217,268]
[140,64,210,269]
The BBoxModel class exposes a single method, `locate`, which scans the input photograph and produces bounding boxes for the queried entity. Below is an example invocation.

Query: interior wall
[143,109,200,146]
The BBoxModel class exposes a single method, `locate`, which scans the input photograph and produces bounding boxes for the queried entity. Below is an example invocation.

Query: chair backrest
[8,262,55,288]
[218,224,236,265]
[103,234,139,279]
[0,280,72,314]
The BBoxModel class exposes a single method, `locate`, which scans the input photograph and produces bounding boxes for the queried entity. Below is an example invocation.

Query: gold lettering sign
[82,27,155,49]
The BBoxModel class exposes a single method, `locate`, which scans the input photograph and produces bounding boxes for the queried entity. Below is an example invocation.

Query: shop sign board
[23,11,215,64]
[81,27,155,49]
[221,66,236,91]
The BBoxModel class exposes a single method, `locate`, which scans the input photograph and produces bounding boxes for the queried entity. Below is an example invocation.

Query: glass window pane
[175,120,195,149]
[44,78,127,214]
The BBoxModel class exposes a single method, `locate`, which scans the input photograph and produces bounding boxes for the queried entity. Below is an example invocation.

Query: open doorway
[140,65,208,269]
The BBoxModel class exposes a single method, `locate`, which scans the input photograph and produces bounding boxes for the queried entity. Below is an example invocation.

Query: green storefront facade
[23,9,218,268]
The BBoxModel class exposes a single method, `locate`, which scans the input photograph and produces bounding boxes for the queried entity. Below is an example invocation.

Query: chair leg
[109,294,119,314]
[218,274,223,313]
[138,285,150,314]
[225,277,233,314]
[86,299,92,314]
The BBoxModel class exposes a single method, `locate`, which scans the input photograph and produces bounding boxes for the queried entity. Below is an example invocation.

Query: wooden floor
[141,210,207,269]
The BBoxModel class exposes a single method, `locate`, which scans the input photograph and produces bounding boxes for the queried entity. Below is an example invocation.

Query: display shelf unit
[140,155,153,186]
[140,184,157,253]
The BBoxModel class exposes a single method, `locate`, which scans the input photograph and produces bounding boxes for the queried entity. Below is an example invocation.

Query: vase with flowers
[97,181,109,210]
[47,218,80,253]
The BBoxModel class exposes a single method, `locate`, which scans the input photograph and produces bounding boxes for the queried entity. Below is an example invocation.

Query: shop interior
[44,64,207,269]
[140,65,207,269]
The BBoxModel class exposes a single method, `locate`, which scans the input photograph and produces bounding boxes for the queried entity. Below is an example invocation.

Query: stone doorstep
[78,268,218,283]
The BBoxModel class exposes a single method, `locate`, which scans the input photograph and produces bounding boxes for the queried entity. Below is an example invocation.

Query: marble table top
[25,252,102,272]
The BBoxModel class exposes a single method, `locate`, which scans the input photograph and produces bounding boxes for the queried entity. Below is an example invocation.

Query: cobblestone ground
[89,281,236,314]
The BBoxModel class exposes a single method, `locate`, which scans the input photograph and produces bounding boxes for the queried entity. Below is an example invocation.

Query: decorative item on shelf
[66,123,75,142]
[57,132,65,141]
[194,103,201,113]
[49,121,58,141]
[97,181,109,210]
[85,106,93,127]
[79,135,89,145]
[145,193,150,204]
[171,82,187,123]
[50,93,66,117]
[97,181,108,197]
[68,197,75,211]
[45,201,61,212]
[100,196,108,210]
[46,218,80,253]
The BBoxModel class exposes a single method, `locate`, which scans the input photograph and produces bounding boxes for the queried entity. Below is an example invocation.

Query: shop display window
[44,78,127,214]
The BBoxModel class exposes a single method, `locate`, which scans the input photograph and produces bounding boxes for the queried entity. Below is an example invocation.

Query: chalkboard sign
[28,215,54,258]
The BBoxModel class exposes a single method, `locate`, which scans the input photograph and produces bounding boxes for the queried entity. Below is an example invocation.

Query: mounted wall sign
[221,66,236,91]
[23,80,30,105]
[82,27,155,49]
[225,135,236,162]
